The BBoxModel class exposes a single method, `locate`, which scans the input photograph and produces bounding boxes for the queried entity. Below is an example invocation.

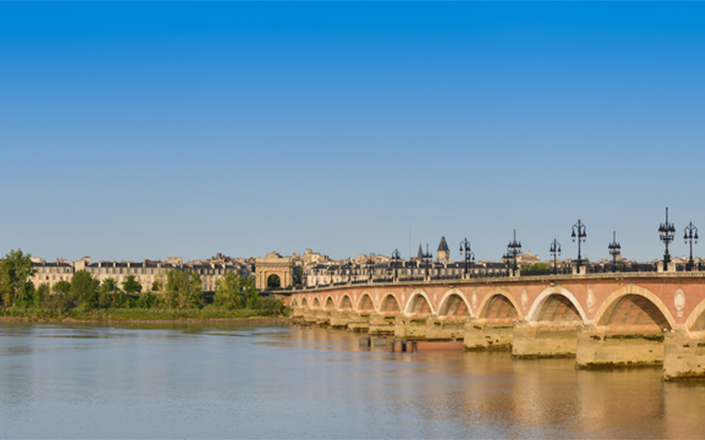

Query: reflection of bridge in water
[281,271,705,380]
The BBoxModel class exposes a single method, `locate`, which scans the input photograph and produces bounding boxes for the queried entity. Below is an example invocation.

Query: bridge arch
[527,287,588,323]
[686,297,705,332]
[356,292,376,312]
[301,297,308,307]
[324,296,335,310]
[290,297,298,307]
[594,285,675,330]
[437,289,474,317]
[380,292,401,313]
[338,294,354,310]
[477,288,524,320]
[312,297,321,308]
[405,289,435,315]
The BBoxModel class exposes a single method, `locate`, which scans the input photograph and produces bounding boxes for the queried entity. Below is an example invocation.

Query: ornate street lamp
[659,208,676,271]
[549,238,561,275]
[391,248,402,279]
[459,238,475,277]
[684,222,698,270]
[608,231,621,266]
[504,230,522,271]
[367,253,375,281]
[571,219,587,268]
[421,244,433,278]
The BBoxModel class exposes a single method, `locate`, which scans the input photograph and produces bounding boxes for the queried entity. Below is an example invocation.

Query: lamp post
[608,231,621,267]
[549,238,561,275]
[422,244,433,278]
[367,253,375,281]
[684,222,698,271]
[459,238,475,277]
[391,248,401,279]
[571,219,587,268]
[504,230,522,272]
[659,208,676,271]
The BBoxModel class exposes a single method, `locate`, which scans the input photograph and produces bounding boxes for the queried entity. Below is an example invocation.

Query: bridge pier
[575,324,665,369]
[315,309,331,326]
[512,320,579,358]
[662,330,705,380]
[302,308,318,325]
[330,310,352,329]
[369,312,396,335]
[347,312,370,332]
[463,318,514,350]
[395,314,427,339]
[290,307,305,323]
[425,315,464,340]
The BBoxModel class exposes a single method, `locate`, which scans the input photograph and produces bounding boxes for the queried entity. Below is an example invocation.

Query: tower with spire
[437,236,450,263]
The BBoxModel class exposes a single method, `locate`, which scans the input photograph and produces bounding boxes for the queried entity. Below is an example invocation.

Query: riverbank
[0,307,292,325]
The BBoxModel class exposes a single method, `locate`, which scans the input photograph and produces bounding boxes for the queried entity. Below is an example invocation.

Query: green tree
[71,270,99,309]
[243,275,259,309]
[521,262,552,275]
[98,278,119,309]
[122,275,142,295]
[0,249,36,307]
[52,280,71,295]
[112,290,129,308]
[14,281,36,308]
[292,266,303,287]
[136,290,157,308]
[165,269,190,309]
[213,271,243,310]
[187,271,203,309]
[35,283,50,308]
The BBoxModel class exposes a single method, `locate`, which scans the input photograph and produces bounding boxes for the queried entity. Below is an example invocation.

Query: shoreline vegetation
[0,249,290,326]
[0,307,292,324]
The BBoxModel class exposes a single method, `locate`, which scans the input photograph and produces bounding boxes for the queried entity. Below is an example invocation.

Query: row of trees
[0,249,283,313]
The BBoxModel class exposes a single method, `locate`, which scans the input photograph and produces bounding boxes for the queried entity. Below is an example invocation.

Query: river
[1,322,705,439]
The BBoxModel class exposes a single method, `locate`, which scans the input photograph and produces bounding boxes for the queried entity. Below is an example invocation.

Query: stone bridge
[281,273,705,380]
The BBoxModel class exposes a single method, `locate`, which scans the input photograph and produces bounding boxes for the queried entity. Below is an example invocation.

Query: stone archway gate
[254,252,293,290]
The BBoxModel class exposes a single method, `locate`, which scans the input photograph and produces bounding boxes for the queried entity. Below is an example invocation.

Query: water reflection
[2,322,705,439]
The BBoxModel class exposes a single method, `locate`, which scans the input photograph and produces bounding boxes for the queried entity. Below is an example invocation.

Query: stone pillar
[512,320,579,358]
[369,312,396,335]
[347,311,371,332]
[394,314,427,339]
[290,307,305,322]
[425,315,465,340]
[315,309,331,326]
[463,318,514,350]
[576,324,665,369]
[330,310,352,329]
[663,330,705,380]
[302,308,318,325]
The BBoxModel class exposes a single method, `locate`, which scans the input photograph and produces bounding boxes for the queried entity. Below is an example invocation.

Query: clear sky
[1,2,705,264]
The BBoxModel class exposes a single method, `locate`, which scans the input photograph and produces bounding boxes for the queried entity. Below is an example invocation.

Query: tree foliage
[122,275,142,294]
[98,278,119,309]
[214,272,259,310]
[71,270,100,309]
[0,249,36,307]
[165,269,202,309]
[52,280,71,295]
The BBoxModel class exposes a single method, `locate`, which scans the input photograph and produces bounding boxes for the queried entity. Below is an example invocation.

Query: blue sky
[1,2,704,263]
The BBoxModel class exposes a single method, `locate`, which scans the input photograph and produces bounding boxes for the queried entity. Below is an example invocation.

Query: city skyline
[2,3,705,262]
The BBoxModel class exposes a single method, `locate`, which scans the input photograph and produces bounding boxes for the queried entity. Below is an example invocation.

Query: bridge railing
[676,262,705,272]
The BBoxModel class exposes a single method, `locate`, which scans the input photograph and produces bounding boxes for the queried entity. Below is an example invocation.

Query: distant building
[31,255,249,292]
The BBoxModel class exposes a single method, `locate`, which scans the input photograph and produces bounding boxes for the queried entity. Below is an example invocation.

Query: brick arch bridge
[282,273,705,381]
